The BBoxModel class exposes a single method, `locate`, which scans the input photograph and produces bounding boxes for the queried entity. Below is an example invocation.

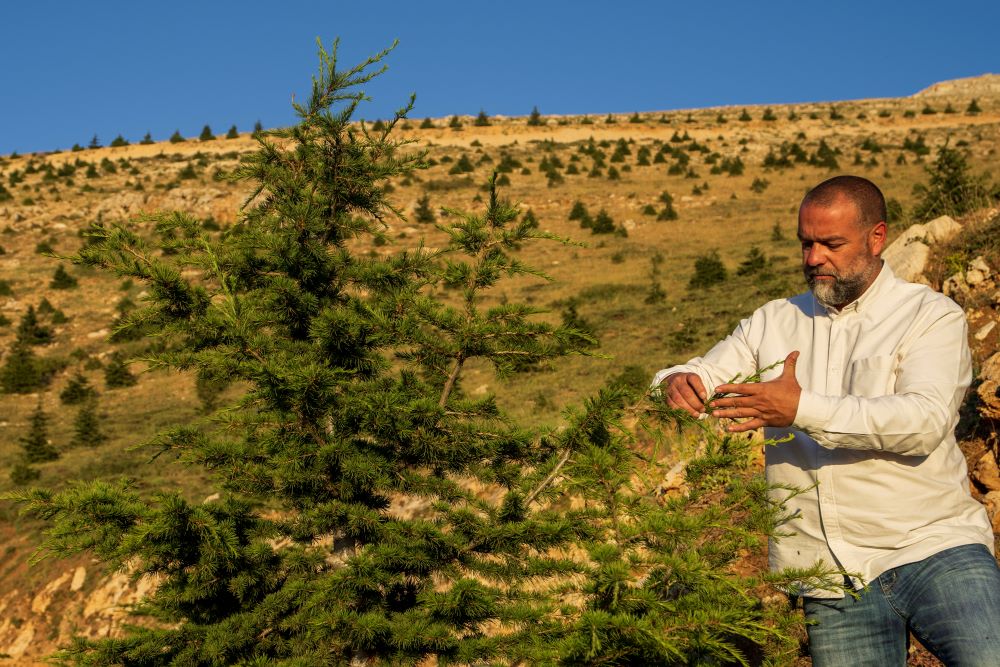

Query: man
[653,175,1000,665]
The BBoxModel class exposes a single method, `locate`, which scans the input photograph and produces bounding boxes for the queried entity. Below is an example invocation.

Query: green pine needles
[6,40,836,666]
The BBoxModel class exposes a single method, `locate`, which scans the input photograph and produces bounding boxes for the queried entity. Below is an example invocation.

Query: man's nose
[804,246,826,266]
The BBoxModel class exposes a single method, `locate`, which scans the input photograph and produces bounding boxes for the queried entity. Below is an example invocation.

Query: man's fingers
[780,351,800,378]
[727,417,765,433]
[663,373,707,417]
[714,382,759,396]
[709,395,745,409]
[687,374,707,402]
[673,385,704,416]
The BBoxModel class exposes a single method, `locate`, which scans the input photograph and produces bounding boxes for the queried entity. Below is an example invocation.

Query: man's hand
[662,372,708,418]
[709,351,802,432]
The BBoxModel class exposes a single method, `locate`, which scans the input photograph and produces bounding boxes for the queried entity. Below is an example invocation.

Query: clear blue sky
[2,0,997,155]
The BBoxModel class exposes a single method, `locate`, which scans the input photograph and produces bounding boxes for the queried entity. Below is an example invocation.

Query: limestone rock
[966,256,992,286]
[973,450,1000,492]
[882,216,960,283]
[923,215,961,243]
[978,352,1000,420]
[983,490,1000,533]
[943,273,967,298]
[883,239,929,283]
[974,320,996,341]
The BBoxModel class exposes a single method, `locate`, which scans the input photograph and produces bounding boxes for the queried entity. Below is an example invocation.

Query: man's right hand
[662,372,708,418]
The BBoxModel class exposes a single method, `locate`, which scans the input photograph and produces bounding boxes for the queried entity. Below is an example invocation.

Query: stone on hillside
[94,191,148,220]
[943,273,967,298]
[973,450,1000,492]
[965,256,992,286]
[883,239,930,283]
[882,215,960,283]
[984,491,1000,533]
[978,351,1000,420]
[974,320,996,341]
[923,215,961,243]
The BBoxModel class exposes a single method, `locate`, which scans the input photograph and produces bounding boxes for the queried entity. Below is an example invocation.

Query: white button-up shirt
[652,262,993,597]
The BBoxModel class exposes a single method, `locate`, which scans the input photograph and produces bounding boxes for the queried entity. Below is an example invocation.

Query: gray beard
[805,263,878,309]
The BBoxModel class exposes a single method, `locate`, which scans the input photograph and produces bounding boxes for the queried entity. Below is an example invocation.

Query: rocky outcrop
[913,73,1000,98]
[979,352,1000,421]
[881,215,961,283]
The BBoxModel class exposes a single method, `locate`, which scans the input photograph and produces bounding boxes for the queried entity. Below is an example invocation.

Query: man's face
[798,197,886,309]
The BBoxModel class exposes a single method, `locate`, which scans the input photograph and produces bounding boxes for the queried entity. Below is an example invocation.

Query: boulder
[978,352,1000,420]
[973,450,1000,492]
[882,215,960,283]
[965,256,992,286]
[883,239,930,283]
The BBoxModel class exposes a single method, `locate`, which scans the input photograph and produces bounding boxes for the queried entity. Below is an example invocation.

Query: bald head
[801,175,887,230]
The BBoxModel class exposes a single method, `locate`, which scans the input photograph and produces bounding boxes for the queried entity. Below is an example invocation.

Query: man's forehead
[799,196,865,230]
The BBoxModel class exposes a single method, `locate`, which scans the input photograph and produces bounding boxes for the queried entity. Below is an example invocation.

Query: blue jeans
[803,544,1000,666]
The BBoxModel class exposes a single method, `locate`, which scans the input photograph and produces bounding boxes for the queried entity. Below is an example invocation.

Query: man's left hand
[709,351,801,432]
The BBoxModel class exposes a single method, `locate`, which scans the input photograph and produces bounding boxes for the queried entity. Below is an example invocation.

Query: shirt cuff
[794,389,836,437]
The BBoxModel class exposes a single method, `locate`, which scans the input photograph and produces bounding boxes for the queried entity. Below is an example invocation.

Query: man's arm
[711,307,971,457]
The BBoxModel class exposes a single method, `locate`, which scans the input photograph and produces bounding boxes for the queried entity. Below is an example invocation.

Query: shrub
[762,107,777,121]
[0,342,47,393]
[447,154,475,175]
[140,131,154,145]
[911,145,992,221]
[750,177,770,193]
[967,99,982,115]
[199,125,215,141]
[474,109,490,126]
[110,134,129,147]
[829,107,844,120]
[9,461,40,485]
[809,140,840,170]
[657,191,678,221]
[689,249,728,288]
[738,108,752,121]
[736,246,768,276]
[527,105,543,126]
[169,130,185,143]
[568,200,589,222]
[921,104,937,115]
[771,221,786,241]
[71,399,106,447]
[419,117,434,129]
[50,265,78,289]
[591,208,616,234]
[61,371,98,405]
[20,400,59,463]
[413,194,435,223]
[103,351,137,388]
[886,197,904,225]
[16,305,53,345]
[628,112,642,123]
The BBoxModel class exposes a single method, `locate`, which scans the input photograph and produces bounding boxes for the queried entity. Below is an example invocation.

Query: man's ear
[869,221,887,256]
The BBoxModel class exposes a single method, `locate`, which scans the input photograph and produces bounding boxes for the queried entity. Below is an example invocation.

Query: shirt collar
[817,260,892,317]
